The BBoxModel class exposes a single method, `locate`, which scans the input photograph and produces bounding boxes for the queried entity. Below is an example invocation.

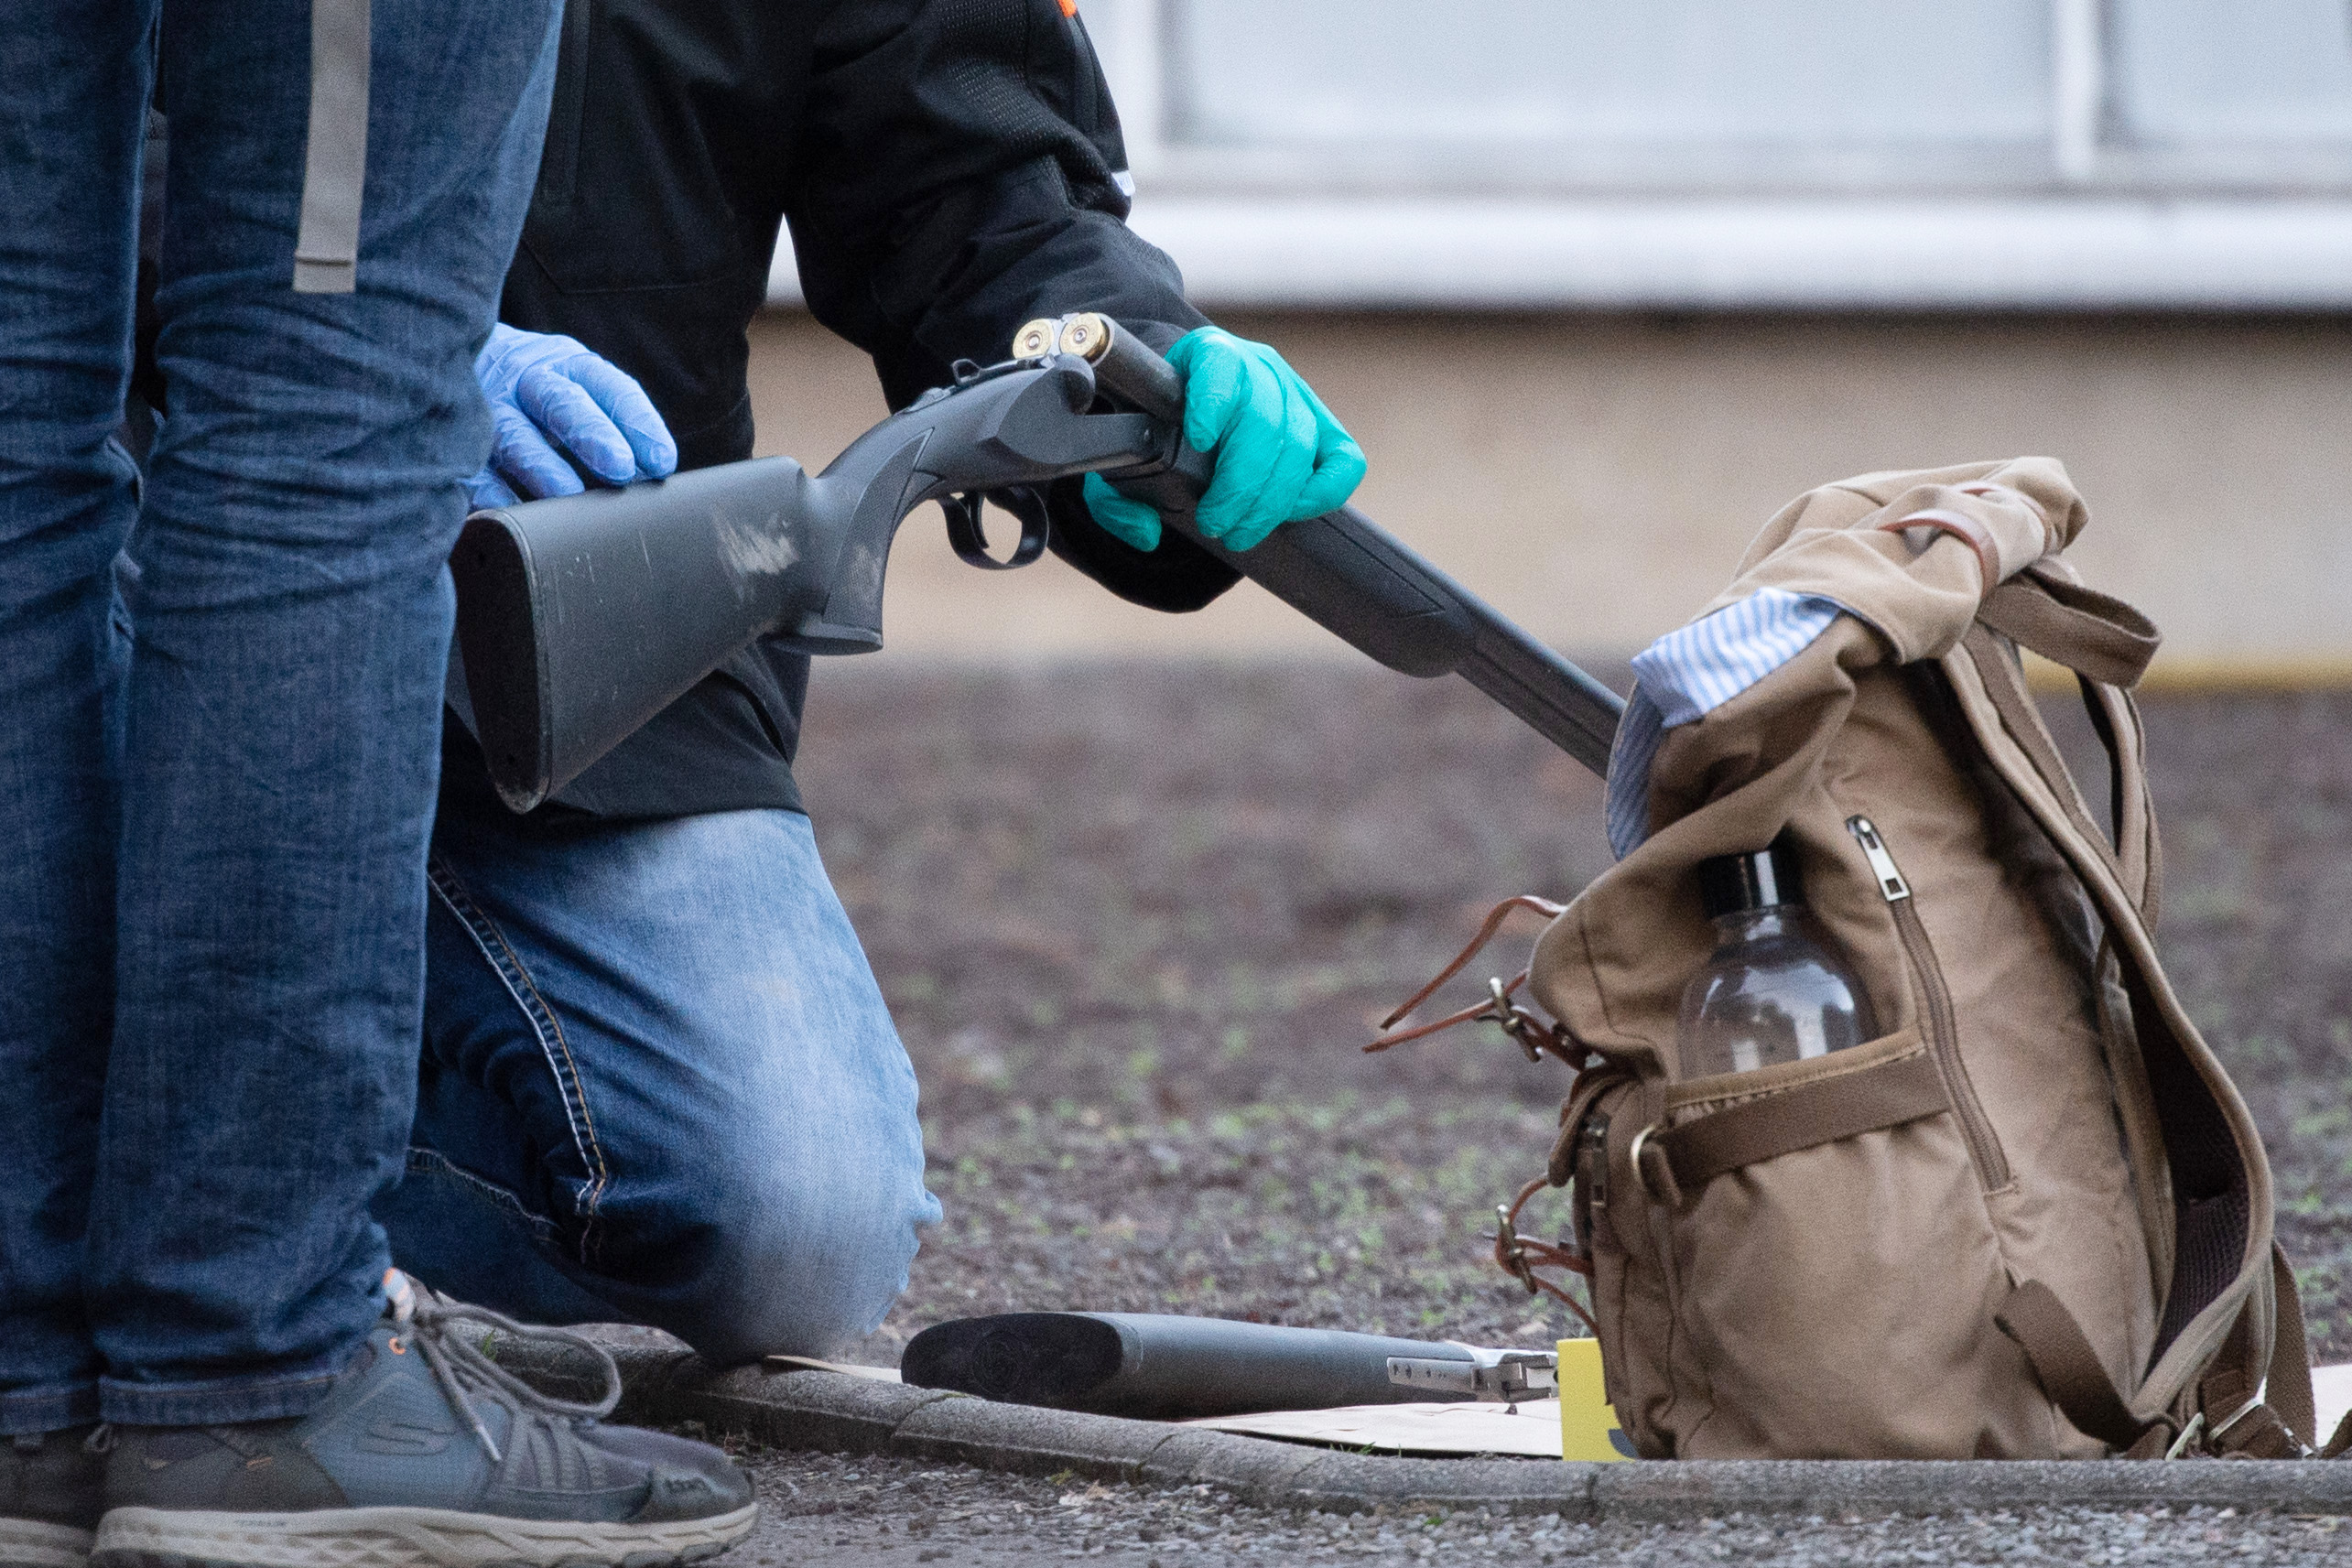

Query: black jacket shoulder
[478,0,1238,820]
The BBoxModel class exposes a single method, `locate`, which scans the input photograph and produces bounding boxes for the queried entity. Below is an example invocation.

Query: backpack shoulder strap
[1977,565,2162,689]
[2194,1243,2316,1458]
[2266,1242,2317,1449]
[2076,675,2163,928]
[1946,579,2273,1432]
[1962,566,2164,925]
[1959,626,2158,924]
[1999,1242,2316,1459]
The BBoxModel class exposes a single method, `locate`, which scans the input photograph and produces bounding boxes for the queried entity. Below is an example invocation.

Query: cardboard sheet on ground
[2315,1362,2352,1442]
[1183,1400,1569,1457]
[765,1354,1576,1458]
[766,1353,2352,1460]
[767,1355,905,1381]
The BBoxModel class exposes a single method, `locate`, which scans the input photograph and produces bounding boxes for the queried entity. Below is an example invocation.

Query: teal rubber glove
[466,323,678,510]
[1082,325,1366,553]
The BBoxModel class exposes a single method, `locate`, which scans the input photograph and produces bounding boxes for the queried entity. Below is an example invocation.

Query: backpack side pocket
[1635,1029,2067,1457]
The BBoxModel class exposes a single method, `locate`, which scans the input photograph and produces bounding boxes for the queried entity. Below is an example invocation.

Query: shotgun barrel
[1046,313,1623,773]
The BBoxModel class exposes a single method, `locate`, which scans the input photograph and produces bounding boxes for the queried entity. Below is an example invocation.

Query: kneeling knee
[612,1170,934,1364]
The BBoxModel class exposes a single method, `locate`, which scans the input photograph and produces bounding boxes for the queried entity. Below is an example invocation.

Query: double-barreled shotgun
[449,312,1625,813]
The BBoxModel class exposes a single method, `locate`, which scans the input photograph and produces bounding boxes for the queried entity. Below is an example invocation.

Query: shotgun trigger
[944,486,1051,571]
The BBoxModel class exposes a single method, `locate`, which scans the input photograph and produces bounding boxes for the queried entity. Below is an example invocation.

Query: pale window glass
[1169,0,2051,151]
[2110,0,2352,145]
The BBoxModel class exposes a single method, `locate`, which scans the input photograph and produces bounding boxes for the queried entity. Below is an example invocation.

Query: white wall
[774,0,2352,311]
[747,310,2352,680]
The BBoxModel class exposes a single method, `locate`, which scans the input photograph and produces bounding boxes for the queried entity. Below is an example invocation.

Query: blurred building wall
[751,1,2352,679]
[747,308,2352,678]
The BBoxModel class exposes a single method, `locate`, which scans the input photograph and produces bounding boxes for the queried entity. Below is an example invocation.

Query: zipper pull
[1846,816,1912,903]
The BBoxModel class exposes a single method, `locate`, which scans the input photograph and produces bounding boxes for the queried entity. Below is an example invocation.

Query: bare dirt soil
[742,659,2352,1563]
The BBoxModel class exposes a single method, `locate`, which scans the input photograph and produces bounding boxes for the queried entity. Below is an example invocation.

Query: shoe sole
[0,1518,94,1568]
[89,1503,755,1568]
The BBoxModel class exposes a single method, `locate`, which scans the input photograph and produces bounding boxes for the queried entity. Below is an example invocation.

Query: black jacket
[444,0,1241,825]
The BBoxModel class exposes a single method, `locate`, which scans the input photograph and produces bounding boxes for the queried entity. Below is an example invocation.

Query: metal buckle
[2203,1392,2314,1459]
[1492,1203,1538,1293]
[1626,1120,1667,1205]
[2206,1394,2266,1444]
[1477,976,1554,1064]
[2163,1411,2205,1459]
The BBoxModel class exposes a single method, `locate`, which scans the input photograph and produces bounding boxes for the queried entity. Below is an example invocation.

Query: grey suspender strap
[292,0,371,294]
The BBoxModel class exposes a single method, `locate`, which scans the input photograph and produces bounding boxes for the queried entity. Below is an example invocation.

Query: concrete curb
[516,1341,2352,1519]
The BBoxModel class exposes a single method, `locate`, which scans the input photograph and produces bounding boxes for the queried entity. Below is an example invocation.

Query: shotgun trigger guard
[944,486,1051,571]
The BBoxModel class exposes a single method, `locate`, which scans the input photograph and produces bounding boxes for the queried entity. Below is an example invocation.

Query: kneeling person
[377,0,1364,1366]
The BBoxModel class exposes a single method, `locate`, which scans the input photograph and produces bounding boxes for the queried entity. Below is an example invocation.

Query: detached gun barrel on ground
[449,313,1624,813]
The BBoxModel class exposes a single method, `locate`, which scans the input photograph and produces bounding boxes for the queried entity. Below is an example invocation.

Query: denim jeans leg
[0,0,152,1438]
[382,804,941,1365]
[81,0,561,1428]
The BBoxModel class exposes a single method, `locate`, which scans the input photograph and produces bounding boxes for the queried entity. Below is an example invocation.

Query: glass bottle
[1675,838,1879,1078]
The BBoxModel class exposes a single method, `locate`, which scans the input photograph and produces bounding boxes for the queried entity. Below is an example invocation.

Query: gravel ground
[717,1440,2352,1565]
[801,659,1618,1355]
[795,661,2352,1360]
[736,658,2352,1562]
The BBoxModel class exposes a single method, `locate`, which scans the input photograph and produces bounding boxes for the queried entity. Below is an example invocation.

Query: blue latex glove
[1082,325,1366,554]
[466,323,678,510]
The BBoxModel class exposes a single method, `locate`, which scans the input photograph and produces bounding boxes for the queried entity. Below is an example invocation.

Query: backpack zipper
[1846,815,2011,1190]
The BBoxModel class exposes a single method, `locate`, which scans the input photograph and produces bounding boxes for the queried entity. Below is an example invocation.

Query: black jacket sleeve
[787,0,1238,612]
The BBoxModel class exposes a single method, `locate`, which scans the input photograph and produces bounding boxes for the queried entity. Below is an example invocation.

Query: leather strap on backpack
[2195,1243,2317,1459]
[1977,567,2162,690]
[1368,894,1577,1064]
[1631,1050,1948,1206]
[1969,566,2165,921]
[1998,1243,2318,1459]
[1995,1280,2173,1455]
[1369,897,1606,1332]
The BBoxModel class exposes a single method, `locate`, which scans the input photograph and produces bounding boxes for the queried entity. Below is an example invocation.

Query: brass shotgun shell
[1057,311,1113,362]
[1010,317,1061,362]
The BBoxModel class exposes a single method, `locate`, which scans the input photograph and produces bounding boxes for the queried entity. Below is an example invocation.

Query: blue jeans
[377,803,941,1366]
[0,0,558,1433]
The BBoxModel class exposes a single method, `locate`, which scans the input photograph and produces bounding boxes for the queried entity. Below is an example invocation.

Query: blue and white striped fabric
[1606,588,1848,858]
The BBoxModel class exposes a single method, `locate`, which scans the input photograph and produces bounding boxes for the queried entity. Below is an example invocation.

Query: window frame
[1086,0,2352,199]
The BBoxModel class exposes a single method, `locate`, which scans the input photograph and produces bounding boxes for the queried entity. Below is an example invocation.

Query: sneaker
[92,1276,754,1568]
[1,1426,103,1568]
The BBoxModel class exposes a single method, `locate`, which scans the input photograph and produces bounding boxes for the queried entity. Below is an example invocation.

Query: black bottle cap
[1697,838,1804,919]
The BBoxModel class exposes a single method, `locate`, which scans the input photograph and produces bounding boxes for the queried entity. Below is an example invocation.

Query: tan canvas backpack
[1382,459,2316,1461]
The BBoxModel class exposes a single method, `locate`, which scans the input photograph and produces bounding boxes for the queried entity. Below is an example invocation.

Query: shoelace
[391,1273,619,1465]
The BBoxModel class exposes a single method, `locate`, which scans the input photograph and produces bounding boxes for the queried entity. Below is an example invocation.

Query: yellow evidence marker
[1556,1338,1634,1461]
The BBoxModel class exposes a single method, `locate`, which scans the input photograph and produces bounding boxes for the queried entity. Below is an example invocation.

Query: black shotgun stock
[452,353,1158,810]
[450,319,1623,814]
